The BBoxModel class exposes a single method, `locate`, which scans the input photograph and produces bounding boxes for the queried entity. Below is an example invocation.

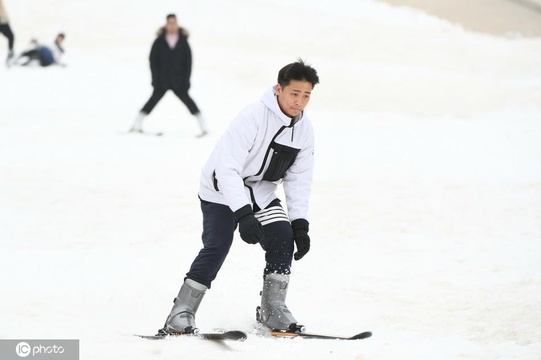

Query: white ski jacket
[199,86,315,221]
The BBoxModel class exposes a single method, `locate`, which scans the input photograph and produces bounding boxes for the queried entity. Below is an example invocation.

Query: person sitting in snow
[15,33,66,67]
[158,59,319,335]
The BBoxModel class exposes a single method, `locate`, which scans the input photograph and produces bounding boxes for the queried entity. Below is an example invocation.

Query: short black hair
[277,59,319,88]
[166,14,177,20]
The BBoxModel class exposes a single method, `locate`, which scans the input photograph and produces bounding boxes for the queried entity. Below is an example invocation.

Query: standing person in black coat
[131,14,207,136]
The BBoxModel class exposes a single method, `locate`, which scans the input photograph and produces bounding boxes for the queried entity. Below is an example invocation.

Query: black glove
[234,205,264,244]
[292,219,310,260]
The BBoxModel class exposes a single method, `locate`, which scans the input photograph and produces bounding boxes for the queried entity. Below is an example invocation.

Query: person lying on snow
[14,33,66,67]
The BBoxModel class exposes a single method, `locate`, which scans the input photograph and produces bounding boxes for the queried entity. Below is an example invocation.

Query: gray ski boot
[258,273,302,331]
[163,279,207,334]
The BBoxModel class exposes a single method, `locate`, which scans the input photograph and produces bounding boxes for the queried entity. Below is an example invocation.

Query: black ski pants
[0,24,14,51]
[141,86,200,115]
[18,49,51,66]
[186,199,294,289]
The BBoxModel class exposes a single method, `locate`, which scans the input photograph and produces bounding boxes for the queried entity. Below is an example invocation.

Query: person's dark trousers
[186,199,294,289]
[141,86,200,115]
[186,200,236,289]
[260,214,294,276]
[0,24,14,51]
[18,49,40,66]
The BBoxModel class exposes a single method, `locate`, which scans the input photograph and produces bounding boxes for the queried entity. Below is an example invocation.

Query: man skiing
[160,59,319,335]
[131,13,207,136]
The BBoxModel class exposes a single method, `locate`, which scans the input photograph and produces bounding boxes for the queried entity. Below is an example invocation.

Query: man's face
[275,80,313,118]
[165,17,179,34]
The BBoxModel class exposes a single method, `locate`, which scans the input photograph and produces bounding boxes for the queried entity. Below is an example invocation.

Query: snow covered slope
[1,1,541,359]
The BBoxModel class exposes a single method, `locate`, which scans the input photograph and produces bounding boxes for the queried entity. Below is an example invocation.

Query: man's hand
[292,219,310,260]
[234,205,264,244]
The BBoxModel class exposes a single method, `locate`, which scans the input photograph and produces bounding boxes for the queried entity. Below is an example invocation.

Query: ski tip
[228,330,247,337]
[198,330,248,341]
[351,331,372,340]
[224,330,248,341]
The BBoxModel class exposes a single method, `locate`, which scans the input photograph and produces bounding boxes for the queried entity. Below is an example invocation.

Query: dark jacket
[149,27,192,90]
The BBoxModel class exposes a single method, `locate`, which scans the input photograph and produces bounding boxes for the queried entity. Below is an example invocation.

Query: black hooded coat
[149,28,192,90]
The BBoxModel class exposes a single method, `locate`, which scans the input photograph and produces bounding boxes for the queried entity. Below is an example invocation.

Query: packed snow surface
[1,0,541,359]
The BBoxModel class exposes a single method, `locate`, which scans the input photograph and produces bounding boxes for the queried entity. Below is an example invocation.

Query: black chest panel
[262,141,300,182]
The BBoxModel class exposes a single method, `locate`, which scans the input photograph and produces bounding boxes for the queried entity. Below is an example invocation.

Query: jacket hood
[260,86,304,126]
[156,26,190,38]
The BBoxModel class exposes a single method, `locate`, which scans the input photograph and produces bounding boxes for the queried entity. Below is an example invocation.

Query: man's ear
[275,83,283,95]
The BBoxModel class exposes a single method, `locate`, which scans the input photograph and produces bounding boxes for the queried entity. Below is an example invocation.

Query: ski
[255,306,371,340]
[270,330,372,340]
[135,330,247,342]
[123,130,164,136]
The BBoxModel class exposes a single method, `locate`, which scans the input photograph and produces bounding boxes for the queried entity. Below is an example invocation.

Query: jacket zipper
[289,116,298,142]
